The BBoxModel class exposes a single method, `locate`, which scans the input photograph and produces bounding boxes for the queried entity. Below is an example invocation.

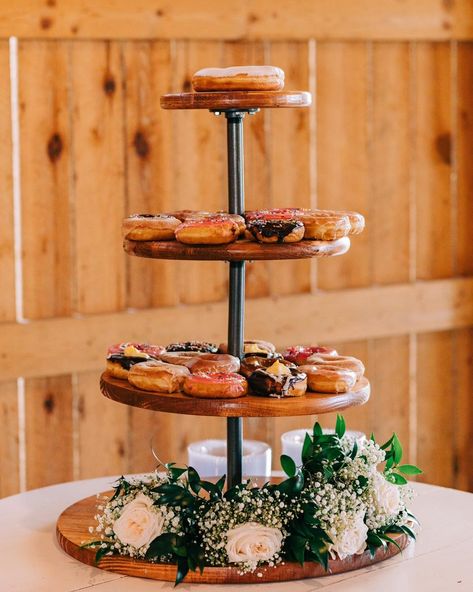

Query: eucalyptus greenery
[83,415,421,585]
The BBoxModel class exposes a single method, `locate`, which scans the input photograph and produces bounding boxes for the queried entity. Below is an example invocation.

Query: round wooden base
[57,492,409,584]
[100,372,370,418]
[160,90,312,110]
[124,236,350,261]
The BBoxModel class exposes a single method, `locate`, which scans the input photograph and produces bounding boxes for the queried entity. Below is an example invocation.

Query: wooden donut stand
[57,88,407,583]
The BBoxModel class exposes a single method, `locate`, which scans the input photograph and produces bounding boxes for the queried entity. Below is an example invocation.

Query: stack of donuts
[122,207,364,246]
[106,340,366,399]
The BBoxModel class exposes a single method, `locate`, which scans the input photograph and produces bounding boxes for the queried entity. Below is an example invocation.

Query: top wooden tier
[160,90,311,110]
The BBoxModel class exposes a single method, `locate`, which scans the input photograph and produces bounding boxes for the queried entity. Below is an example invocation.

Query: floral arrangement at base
[83,416,421,585]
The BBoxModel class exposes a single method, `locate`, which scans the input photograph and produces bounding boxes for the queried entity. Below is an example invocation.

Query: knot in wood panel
[43,394,55,414]
[47,133,63,162]
[133,131,150,159]
[103,76,116,96]
[435,132,452,165]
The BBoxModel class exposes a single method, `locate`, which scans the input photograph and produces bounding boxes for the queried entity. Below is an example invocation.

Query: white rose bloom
[372,471,401,516]
[330,513,368,560]
[225,522,283,563]
[113,493,164,549]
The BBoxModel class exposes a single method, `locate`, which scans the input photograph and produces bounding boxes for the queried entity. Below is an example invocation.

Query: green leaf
[335,415,346,438]
[380,435,394,450]
[397,464,423,475]
[350,440,358,460]
[301,433,313,463]
[400,525,417,540]
[176,557,189,586]
[392,434,403,464]
[379,533,402,553]
[215,474,226,491]
[166,463,187,481]
[277,471,304,495]
[370,432,376,443]
[187,467,202,495]
[280,454,297,477]
[313,422,323,437]
[389,472,408,485]
[95,546,111,563]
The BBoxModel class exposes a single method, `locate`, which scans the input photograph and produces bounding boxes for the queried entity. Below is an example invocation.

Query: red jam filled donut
[246,218,304,243]
[122,214,181,241]
[175,217,239,245]
[248,360,307,398]
[187,353,240,374]
[305,354,365,380]
[192,66,285,92]
[128,360,190,393]
[298,364,358,393]
[183,372,248,399]
[282,345,338,366]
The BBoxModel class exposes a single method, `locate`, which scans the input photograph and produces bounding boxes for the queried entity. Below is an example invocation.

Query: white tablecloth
[1,476,472,591]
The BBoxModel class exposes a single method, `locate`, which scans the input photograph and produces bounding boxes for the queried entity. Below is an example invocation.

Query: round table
[1,476,472,592]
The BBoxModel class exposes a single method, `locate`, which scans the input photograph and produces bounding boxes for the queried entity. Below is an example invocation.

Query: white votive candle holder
[187,439,271,478]
[281,428,366,465]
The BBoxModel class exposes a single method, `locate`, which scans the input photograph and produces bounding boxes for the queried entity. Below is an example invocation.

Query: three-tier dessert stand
[56,87,407,584]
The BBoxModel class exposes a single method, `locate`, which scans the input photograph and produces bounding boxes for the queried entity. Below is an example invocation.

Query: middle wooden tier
[124,236,350,261]
[101,372,370,418]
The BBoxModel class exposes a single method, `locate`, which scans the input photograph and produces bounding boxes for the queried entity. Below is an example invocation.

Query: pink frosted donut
[282,345,338,366]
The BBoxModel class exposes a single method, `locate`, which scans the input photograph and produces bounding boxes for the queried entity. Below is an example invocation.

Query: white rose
[113,493,164,549]
[330,513,368,560]
[372,471,401,516]
[225,522,283,563]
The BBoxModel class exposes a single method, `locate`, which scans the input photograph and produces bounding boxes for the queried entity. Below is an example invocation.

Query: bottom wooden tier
[100,372,370,417]
[57,492,409,585]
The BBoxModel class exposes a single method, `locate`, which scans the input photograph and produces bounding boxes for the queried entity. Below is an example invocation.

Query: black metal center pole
[226,111,245,489]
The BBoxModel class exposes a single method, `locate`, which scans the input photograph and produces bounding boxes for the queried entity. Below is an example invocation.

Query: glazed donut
[305,354,365,380]
[159,351,204,367]
[187,353,240,374]
[166,341,218,353]
[338,210,365,235]
[175,217,239,245]
[248,360,307,398]
[219,339,276,355]
[183,372,248,399]
[165,210,214,222]
[299,364,358,393]
[128,360,190,393]
[246,218,304,243]
[192,66,285,92]
[282,345,338,366]
[122,214,181,241]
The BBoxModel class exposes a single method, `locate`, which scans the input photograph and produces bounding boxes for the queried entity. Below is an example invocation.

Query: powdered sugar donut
[128,360,190,393]
[122,214,181,241]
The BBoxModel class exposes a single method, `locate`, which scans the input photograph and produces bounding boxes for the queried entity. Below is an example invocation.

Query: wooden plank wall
[1,2,473,497]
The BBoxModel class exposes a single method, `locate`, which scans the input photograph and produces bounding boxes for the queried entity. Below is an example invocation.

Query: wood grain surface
[56,490,408,584]
[161,90,311,110]
[124,237,350,261]
[100,372,370,418]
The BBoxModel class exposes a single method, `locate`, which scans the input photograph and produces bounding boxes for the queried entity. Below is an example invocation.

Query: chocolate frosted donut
[106,354,151,379]
[246,218,304,243]
[166,341,218,353]
[240,352,285,378]
[248,360,307,398]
